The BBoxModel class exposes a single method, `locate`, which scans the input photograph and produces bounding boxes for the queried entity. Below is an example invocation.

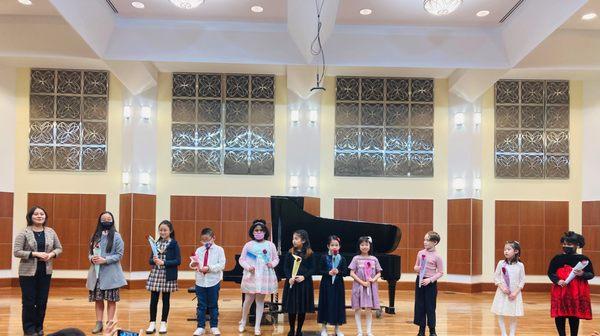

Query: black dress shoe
[430,333,437,336]
[295,332,303,336]
[417,333,425,336]
[287,331,295,336]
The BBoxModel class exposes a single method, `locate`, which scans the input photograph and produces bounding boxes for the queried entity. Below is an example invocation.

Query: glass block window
[334,77,434,177]
[171,73,275,175]
[495,80,570,179]
[29,69,109,171]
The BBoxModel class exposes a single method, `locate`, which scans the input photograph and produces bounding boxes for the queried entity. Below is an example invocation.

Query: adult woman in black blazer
[145,220,181,334]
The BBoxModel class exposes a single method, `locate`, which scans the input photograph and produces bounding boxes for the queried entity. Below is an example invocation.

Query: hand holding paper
[147,236,158,257]
[564,260,589,285]
[290,254,302,288]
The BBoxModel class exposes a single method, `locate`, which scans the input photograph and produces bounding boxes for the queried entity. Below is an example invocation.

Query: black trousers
[149,291,171,322]
[19,266,52,334]
[413,277,437,329]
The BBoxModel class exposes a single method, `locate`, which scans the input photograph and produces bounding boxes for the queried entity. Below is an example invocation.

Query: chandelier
[169,0,205,9]
[423,0,462,16]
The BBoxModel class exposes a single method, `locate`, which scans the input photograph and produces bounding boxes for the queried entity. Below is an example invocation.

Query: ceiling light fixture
[359,8,372,16]
[582,12,598,21]
[476,10,490,17]
[423,0,462,16]
[131,1,145,9]
[169,0,205,9]
[18,0,32,5]
[251,5,264,13]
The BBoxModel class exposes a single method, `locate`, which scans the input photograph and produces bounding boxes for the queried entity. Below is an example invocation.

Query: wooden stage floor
[1,287,598,335]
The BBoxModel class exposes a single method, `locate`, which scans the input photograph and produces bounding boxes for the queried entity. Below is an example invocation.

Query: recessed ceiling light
[17,0,32,5]
[476,10,490,17]
[131,1,145,9]
[582,12,598,21]
[359,8,373,16]
[251,5,264,13]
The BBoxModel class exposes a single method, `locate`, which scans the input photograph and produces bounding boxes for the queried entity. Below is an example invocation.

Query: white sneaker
[193,327,205,336]
[321,329,329,336]
[210,327,221,335]
[238,321,245,333]
[146,321,156,334]
[336,332,345,336]
[254,328,261,336]
[356,333,363,336]
[158,321,167,334]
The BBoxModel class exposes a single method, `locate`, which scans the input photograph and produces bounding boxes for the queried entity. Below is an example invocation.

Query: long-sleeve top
[283,249,316,280]
[190,243,226,288]
[494,260,525,291]
[86,231,127,290]
[319,254,349,278]
[13,227,63,276]
[238,240,280,271]
[547,253,595,284]
[414,248,444,282]
[149,238,181,281]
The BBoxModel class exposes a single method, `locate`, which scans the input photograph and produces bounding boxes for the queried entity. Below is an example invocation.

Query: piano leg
[385,280,397,314]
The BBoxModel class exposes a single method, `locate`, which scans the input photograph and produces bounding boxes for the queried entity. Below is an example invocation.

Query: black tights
[288,313,306,334]
[149,291,171,322]
[555,317,580,336]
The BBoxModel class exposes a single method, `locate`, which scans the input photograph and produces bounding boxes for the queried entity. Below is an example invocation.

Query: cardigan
[13,226,63,276]
[149,238,181,281]
[86,232,128,291]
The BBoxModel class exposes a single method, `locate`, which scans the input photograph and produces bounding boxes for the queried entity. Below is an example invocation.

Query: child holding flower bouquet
[283,229,316,336]
[491,241,525,336]
[349,236,382,336]
[318,235,348,336]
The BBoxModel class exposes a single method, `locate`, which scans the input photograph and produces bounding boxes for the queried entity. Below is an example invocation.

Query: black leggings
[288,313,306,334]
[555,317,580,336]
[149,291,171,322]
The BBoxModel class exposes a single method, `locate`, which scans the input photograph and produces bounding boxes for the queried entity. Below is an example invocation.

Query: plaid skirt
[89,279,120,302]
[146,267,178,293]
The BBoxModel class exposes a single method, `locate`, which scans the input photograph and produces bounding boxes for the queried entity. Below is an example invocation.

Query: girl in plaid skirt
[145,220,181,334]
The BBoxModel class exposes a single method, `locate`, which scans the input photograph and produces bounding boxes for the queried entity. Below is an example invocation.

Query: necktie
[203,245,210,267]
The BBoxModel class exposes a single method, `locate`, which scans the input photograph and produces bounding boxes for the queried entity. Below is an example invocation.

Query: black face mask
[563,246,576,255]
[101,222,113,230]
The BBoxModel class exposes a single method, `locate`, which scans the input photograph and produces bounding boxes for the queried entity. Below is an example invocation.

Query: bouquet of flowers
[147,235,158,257]
[330,249,341,285]
[565,260,589,285]
[290,254,303,288]
[93,243,101,279]
[365,261,373,297]
[418,254,427,288]
[501,263,511,294]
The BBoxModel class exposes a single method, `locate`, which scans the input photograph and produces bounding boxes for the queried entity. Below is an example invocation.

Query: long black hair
[504,240,521,264]
[158,220,176,239]
[357,236,374,255]
[89,211,117,254]
[289,229,313,258]
[26,205,48,226]
[248,219,270,241]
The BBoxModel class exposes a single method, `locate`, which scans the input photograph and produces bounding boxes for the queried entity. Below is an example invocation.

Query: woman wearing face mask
[238,219,279,336]
[86,211,127,334]
[13,206,63,336]
[547,231,595,336]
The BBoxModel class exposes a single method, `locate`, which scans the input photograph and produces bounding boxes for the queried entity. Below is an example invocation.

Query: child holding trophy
[283,229,316,336]
[491,241,525,336]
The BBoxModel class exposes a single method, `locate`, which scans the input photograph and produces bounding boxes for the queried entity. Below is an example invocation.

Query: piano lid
[271,196,402,255]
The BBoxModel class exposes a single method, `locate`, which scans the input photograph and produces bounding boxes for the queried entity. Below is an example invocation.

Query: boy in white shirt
[190,228,226,336]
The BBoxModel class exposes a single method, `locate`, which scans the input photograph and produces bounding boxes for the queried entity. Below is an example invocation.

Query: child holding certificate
[491,241,525,336]
[349,236,382,336]
[145,220,181,334]
[283,229,316,336]
[548,231,595,336]
[413,231,444,336]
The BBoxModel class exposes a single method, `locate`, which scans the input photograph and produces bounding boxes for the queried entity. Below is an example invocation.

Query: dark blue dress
[317,254,348,325]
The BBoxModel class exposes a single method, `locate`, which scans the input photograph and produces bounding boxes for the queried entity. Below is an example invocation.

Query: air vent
[105,0,118,14]
[499,0,524,24]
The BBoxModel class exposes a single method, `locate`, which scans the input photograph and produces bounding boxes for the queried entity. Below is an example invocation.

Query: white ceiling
[112,0,520,27]
[561,0,600,29]
[0,0,58,16]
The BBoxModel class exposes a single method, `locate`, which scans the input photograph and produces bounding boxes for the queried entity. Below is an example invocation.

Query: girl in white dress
[491,241,525,336]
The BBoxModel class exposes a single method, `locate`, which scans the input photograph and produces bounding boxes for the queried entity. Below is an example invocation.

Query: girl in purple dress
[349,236,382,336]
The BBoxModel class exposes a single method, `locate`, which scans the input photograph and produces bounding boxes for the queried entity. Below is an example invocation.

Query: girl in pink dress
[238,220,279,336]
[349,236,382,336]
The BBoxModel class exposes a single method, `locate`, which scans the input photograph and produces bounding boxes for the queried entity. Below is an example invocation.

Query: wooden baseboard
[3,278,599,294]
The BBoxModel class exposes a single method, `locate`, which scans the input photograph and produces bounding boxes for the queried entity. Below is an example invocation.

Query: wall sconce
[473,112,482,126]
[290,109,300,124]
[140,172,150,185]
[473,178,482,191]
[309,109,318,124]
[123,105,132,120]
[141,106,151,120]
[453,177,465,191]
[454,112,465,127]
[308,176,317,188]
[122,172,130,185]
[289,175,299,188]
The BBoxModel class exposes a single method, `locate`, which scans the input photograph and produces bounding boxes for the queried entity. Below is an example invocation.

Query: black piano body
[223,196,402,314]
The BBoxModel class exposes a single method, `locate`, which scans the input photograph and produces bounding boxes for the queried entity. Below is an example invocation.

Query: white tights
[354,308,372,334]
[241,293,265,332]
[498,316,518,336]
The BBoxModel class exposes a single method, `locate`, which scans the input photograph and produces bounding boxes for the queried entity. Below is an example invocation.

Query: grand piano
[223,196,402,315]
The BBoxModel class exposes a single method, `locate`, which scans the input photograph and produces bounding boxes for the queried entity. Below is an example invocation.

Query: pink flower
[421,254,426,260]
[502,267,507,275]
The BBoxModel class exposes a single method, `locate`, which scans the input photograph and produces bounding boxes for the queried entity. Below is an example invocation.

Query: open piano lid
[270,196,402,254]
